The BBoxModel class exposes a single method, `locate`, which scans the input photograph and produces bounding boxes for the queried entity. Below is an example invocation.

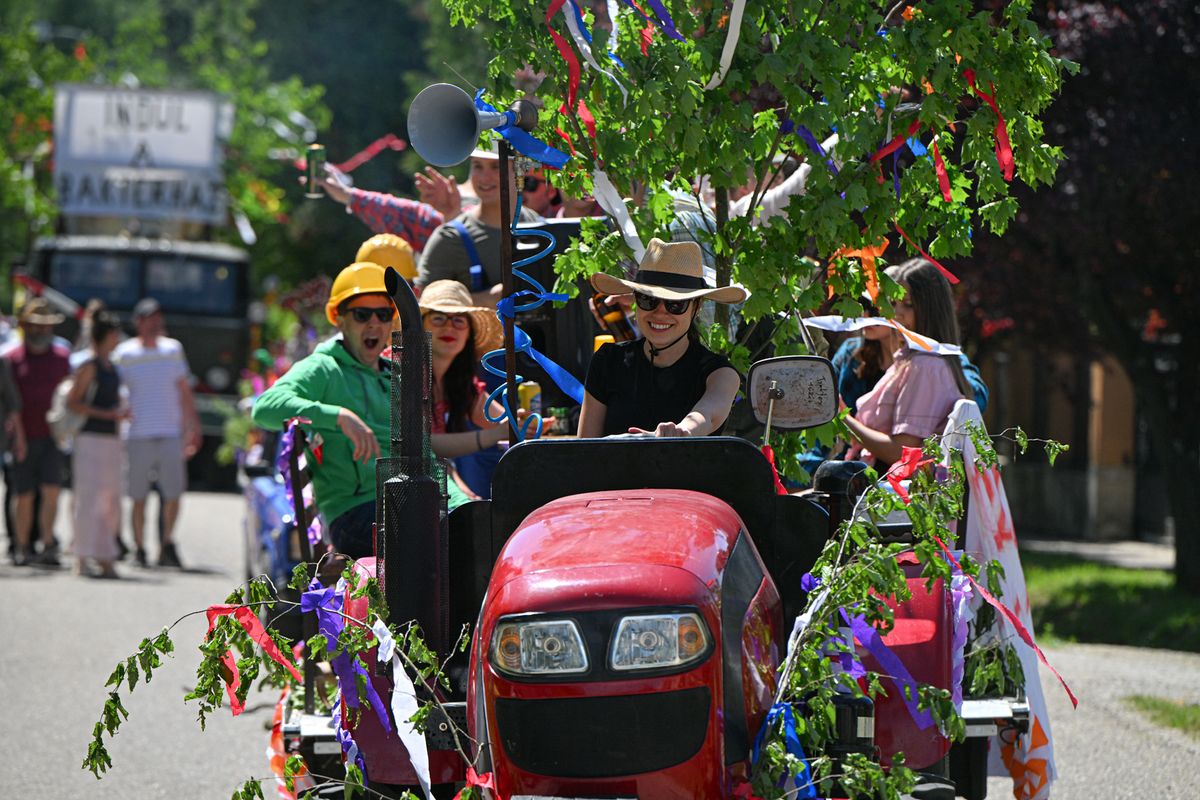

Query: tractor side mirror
[747,355,837,431]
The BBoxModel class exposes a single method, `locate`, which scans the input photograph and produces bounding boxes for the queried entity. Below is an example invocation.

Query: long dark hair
[441,318,479,433]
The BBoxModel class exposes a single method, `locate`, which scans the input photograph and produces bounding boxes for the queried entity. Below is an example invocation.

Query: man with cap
[416,141,540,307]
[6,298,71,566]
[112,298,202,568]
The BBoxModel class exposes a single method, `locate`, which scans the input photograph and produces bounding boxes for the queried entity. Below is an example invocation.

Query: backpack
[46,372,96,451]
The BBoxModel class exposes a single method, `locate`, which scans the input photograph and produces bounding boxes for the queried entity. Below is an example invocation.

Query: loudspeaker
[407,83,537,167]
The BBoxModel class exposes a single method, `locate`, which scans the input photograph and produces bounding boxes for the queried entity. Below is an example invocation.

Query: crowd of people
[3,133,985,573]
[2,296,201,577]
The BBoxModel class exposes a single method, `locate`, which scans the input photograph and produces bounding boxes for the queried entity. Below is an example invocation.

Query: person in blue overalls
[415,140,540,308]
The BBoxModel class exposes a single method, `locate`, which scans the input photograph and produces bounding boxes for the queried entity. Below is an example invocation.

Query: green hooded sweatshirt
[252,338,465,524]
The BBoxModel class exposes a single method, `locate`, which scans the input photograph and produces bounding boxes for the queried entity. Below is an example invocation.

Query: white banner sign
[54,84,232,223]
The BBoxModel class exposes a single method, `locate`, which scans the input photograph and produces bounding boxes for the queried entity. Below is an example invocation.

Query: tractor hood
[487,488,748,614]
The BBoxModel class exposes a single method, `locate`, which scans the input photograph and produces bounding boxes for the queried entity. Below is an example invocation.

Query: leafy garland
[81,424,1062,799]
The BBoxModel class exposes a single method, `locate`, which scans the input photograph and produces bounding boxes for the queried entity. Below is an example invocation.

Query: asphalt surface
[2,491,1198,798]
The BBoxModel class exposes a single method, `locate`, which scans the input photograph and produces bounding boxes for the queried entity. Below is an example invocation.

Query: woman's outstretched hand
[628,422,692,438]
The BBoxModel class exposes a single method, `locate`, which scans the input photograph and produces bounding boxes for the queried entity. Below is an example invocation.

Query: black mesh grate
[376,328,451,654]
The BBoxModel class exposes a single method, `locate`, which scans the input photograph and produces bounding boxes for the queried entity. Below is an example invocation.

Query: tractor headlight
[491,619,589,676]
[610,612,710,671]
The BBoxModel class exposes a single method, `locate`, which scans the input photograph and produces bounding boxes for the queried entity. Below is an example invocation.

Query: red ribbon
[546,0,582,112]
[931,140,953,203]
[453,766,496,799]
[761,444,788,496]
[963,70,1014,181]
[886,446,933,504]
[556,99,601,167]
[893,222,959,284]
[206,604,304,716]
[294,133,407,174]
[932,536,1078,708]
[870,119,921,163]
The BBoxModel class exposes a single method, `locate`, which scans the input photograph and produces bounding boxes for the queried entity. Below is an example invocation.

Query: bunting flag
[204,603,304,716]
[931,140,953,202]
[704,0,749,89]
[828,240,888,301]
[474,91,571,169]
[886,445,933,504]
[749,703,818,798]
[453,766,497,799]
[547,0,584,111]
[560,0,628,103]
[963,69,1015,181]
[893,222,960,284]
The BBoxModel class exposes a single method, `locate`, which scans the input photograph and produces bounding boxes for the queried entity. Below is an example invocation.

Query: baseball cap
[132,297,162,320]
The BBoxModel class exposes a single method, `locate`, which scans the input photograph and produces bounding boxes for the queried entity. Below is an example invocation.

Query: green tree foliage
[0,0,329,291]
[441,0,1070,476]
[962,0,1200,593]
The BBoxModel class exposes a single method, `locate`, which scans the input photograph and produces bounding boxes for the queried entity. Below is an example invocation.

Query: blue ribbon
[906,137,928,157]
[478,195,585,442]
[474,91,571,169]
[750,703,818,798]
[794,123,839,177]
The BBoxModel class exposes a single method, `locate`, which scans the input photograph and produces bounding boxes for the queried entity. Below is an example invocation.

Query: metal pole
[498,140,519,438]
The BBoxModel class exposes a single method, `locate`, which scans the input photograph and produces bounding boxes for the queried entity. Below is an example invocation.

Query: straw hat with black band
[417,280,503,354]
[590,238,749,305]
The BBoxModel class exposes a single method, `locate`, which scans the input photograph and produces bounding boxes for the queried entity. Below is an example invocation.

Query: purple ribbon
[893,150,902,200]
[794,123,839,177]
[301,579,393,736]
[949,570,974,709]
[841,608,935,730]
[622,0,685,41]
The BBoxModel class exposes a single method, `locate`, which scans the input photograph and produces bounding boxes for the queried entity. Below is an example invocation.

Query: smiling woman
[578,238,748,438]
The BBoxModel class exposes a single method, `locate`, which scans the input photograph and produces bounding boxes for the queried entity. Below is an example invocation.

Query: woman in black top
[579,238,748,438]
[66,312,127,578]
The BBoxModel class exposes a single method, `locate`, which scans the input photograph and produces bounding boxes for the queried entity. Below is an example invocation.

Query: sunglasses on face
[346,306,396,324]
[523,176,544,192]
[425,312,470,330]
[634,292,692,315]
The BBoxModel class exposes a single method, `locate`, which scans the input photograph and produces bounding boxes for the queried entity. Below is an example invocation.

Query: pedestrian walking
[112,298,203,568]
[66,312,127,578]
[6,298,71,566]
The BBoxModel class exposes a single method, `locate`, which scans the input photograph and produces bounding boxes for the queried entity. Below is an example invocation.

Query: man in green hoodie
[252,262,466,558]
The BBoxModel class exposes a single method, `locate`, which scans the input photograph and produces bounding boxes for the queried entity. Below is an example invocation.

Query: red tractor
[282,272,1024,799]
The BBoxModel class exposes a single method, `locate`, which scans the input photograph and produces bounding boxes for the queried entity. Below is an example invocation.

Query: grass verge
[1124,695,1200,739]
[1020,550,1200,652]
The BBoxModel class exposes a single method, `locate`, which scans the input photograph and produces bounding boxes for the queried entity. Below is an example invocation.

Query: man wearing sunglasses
[252,262,402,558]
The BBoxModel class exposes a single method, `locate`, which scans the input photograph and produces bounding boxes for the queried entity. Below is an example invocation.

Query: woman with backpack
[66,312,128,578]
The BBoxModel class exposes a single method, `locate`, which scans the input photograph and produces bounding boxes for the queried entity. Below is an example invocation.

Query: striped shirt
[348,188,444,253]
[113,336,190,439]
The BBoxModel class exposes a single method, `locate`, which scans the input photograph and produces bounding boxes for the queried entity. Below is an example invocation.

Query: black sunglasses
[634,291,692,315]
[523,176,544,192]
[347,306,396,324]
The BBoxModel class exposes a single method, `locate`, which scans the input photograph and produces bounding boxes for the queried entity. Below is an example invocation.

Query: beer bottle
[593,292,639,342]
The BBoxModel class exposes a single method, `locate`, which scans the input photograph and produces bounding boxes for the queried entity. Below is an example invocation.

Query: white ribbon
[592,168,646,263]
[704,0,749,90]
[372,619,432,800]
[802,315,964,356]
[774,586,830,704]
[562,1,629,105]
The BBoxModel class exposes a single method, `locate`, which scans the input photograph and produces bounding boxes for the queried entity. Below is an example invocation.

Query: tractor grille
[495,687,710,778]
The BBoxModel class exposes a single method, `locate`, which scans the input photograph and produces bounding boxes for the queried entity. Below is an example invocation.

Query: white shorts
[125,436,186,501]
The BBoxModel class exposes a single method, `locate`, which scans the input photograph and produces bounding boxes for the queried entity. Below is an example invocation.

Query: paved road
[3,491,1199,798]
[0,491,274,800]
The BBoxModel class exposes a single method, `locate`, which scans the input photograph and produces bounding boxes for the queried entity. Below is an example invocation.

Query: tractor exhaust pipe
[376,268,449,655]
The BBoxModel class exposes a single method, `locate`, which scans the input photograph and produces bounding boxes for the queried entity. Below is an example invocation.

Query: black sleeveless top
[81,359,121,436]
[584,339,738,436]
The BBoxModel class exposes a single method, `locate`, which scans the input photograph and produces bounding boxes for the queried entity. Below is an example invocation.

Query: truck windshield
[146,256,239,315]
[48,252,140,307]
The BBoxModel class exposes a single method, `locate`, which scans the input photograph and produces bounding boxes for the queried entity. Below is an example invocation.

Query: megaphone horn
[407,83,539,168]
